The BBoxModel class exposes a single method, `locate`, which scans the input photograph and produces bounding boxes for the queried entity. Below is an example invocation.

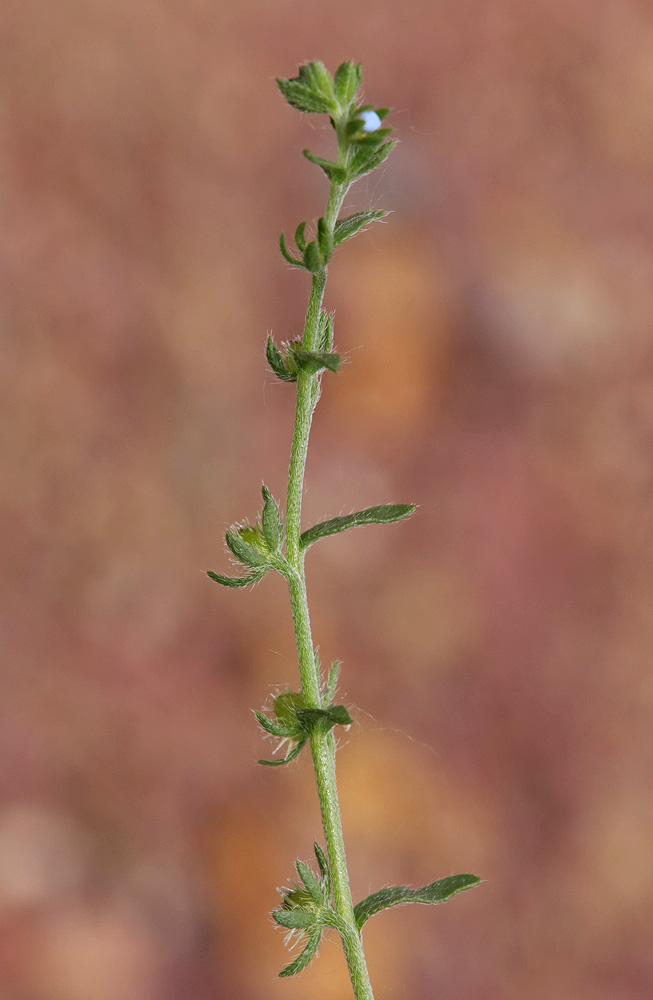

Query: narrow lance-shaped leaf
[299,61,336,106]
[302,240,322,273]
[279,232,304,268]
[254,711,298,739]
[266,334,296,382]
[296,860,325,906]
[300,503,416,551]
[206,569,266,588]
[318,310,334,351]
[313,842,330,890]
[322,660,340,706]
[258,738,307,767]
[354,873,482,931]
[225,529,268,567]
[334,210,388,247]
[316,216,333,264]
[278,925,323,978]
[294,221,307,252]
[261,485,283,551]
[334,61,361,106]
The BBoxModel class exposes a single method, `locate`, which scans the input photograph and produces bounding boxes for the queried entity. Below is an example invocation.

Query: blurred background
[2,0,653,997]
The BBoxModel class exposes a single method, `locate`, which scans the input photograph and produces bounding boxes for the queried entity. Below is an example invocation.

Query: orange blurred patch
[329,227,453,442]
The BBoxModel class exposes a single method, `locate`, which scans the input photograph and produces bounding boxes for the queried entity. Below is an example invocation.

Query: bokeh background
[2,1,653,997]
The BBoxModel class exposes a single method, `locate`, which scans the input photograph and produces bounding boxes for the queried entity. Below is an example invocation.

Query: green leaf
[354,127,393,147]
[301,61,336,103]
[334,61,361,106]
[318,310,334,351]
[266,335,296,383]
[279,232,304,268]
[300,503,416,551]
[291,349,341,376]
[322,704,352,726]
[334,210,388,246]
[294,221,307,252]
[258,738,307,767]
[273,908,317,930]
[254,711,298,739]
[302,149,347,184]
[278,925,323,977]
[313,842,330,887]
[354,873,482,930]
[302,240,322,273]
[276,78,334,115]
[316,216,333,264]
[296,860,325,906]
[296,704,352,734]
[225,528,268,567]
[322,661,340,706]
[261,485,283,551]
[206,569,266,588]
[349,140,397,180]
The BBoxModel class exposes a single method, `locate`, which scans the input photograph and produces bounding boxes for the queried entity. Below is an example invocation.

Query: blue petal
[360,110,381,133]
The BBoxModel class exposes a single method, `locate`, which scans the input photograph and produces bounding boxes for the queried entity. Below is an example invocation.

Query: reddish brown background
[2,1,653,998]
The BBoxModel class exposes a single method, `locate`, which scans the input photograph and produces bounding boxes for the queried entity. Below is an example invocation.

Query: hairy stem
[282,167,375,999]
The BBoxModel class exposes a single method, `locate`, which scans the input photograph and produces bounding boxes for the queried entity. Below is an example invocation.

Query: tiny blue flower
[359,110,381,133]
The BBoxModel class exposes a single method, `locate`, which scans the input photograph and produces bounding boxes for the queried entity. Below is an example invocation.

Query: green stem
[282,153,375,1000]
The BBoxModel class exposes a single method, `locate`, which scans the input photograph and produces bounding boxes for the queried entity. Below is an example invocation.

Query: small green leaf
[261,485,283,551]
[276,78,334,115]
[300,503,416,551]
[206,569,266,588]
[354,127,393,147]
[254,711,298,739]
[294,221,307,252]
[322,704,352,726]
[318,310,334,351]
[354,873,482,930]
[225,528,268,567]
[302,149,347,184]
[296,704,352,734]
[302,240,322,273]
[266,335,296,383]
[316,217,333,264]
[279,232,304,268]
[296,860,325,906]
[334,210,388,246]
[349,140,397,180]
[278,925,323,977]
[258,738,307,767]
[291,349,341,376]
[322,661,340,706]
[303,61,335,103]
[273,908,317,930]
[334,61,361,107]
[313,842,330,887]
